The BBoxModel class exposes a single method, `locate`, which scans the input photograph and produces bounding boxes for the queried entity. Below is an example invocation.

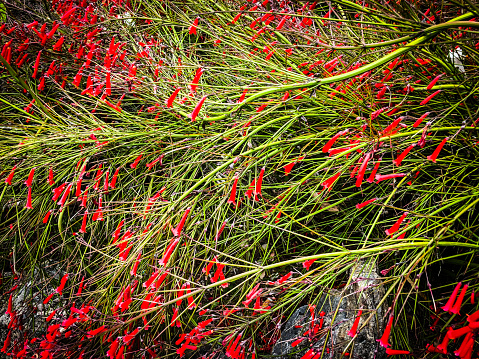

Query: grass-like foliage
[0,0,479,357]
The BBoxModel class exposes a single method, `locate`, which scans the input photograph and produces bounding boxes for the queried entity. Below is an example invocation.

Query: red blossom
[79,210,88,233]
[413,112,430,128]
[189,18,199,34]
[386,348,410,355]
[254,167,265,200]
[364,160,379,183]
[188,96,207,122]
[322,171,341,190]
[56,274,69,295]
[5,165,17,185]
[450,283,468,315]
[442,282,462,313]
[427,137,448,163]
[420,90,441,105]
[377,315,393,348]
[356,198,378,209]
[348,310,362,337]
[227,177,239,205]
[172,208,191,237]
[375,173,406,183]
[385,212,408,236]
[394,144,415,166]
[24,167,35,187]
[322,130,347,153]
[25,187,33,209]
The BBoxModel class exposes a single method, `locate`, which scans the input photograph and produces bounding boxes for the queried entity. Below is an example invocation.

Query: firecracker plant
[0,0,479,358]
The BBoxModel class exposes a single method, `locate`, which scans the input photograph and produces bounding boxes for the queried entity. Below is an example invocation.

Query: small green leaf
[0,3,6,23]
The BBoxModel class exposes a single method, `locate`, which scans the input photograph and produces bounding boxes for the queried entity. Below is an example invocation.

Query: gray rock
[0,265,65,347]
[272,261,387,359]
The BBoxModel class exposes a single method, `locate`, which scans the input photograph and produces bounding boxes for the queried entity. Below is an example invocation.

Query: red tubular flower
[104,99,122,113]
[322,172,341,190]
[301,349,315,359]
[455,333,473,357]
[43,210,53,223]
[110,167,120,189]
[189,68,203,93]
[1,330,11,353]
[189,18,199,34]
[245,179,255,199]
[427,137,448,163]
[87,325,107,338]
[5,165,17,185]
[303,259,317,270]
[215,220,227,241]
[394,144,415,166]
[171,307,179,327]
[188,96,207,122]
[52,36,64,51]
[291,338,305,347]
[130,154,143,169]
[6,294,12,315]
[276,15,290,30]
[467,309,479,323]
[459,339,474,358]
[112,220,124,244]
[386,348,410,355]
[72,66,84,88]
[172,208,191,237]
[166,88,181,108]
[146,155,164,170]
[450,283,468,315]
[43,293,54,305]
[375,173,406,183]
[448,325,471,340]
[322,130,347,153]
[46,310,56,322]
[228,177,239,205]
[92,196,104,221]
[413,112,430,128]
[32,50,41,79]
[437,329,452,354]
[75,177,83,198]
[159,237,180,266]
[56,274,69,295]
[57,183,72,206]
[25,187,33,209]
[441,282,462,312]
[130,252,141,276]
[377,315,394,348]
[385,212,408,236]
[81,187,89,207]
[254,167,265,200]
[426,73,444,90]
[272,271,292,285]
[76,276,84,296]
[79,211,88,233]
[107,338,119,358]
[60,7,76,22]
[365,161,380,183]
[348,310,363,337]
[119,245,132,261]
[238,88,248,103]
[24,168,35,187]
[356,198,378,209]
[382,117,403,136]
[356,153,371,187]
[420,90,441,105]
[103,171,109,192]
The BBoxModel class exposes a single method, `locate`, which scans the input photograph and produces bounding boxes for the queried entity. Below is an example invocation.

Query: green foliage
[0,0,479,357]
